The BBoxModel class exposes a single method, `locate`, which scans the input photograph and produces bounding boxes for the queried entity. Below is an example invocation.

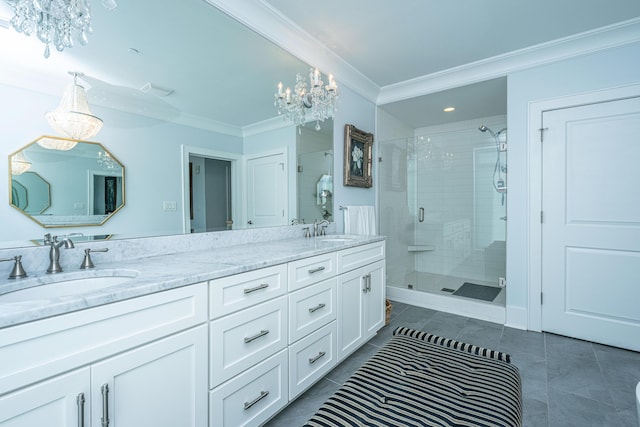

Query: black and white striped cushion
[393,326,513,363]
[305,327,522,427]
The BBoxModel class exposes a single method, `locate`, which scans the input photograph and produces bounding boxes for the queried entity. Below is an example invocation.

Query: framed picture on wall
[343,124,373,188]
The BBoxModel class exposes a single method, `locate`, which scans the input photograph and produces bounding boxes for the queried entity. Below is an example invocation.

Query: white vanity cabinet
[208,271,289,427]
[336,242,386,361]
[0,284,208,427]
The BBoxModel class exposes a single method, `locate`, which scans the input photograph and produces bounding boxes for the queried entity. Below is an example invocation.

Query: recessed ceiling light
[443,107,455,112]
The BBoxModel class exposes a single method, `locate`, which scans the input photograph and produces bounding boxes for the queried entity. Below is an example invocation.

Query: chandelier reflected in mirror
[44,71,103,146]
[6,0,95,58]
[274,68,338,132]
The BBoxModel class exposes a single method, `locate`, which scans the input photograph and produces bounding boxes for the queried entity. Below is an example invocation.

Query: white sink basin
[1,274,137,303]
[317,235,358,243]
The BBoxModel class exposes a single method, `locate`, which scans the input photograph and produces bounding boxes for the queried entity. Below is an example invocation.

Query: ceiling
[1,0,639,132]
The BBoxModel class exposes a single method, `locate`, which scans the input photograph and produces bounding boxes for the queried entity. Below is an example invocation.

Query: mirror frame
[8,135,126,229]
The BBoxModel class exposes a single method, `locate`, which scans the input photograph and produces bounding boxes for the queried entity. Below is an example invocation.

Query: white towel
[343,205,376,235]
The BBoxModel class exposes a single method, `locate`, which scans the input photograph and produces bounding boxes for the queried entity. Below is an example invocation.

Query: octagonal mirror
[9,136,125,227]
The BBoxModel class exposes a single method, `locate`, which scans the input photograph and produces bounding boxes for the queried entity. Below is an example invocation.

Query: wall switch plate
[499,277,506,287]
[163,201,177,211]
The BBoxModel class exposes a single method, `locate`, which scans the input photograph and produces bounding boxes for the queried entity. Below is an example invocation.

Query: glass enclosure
[379,117,507,307]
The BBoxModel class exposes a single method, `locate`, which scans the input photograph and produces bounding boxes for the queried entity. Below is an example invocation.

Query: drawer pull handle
[308,266,325,274]
[77,393,85,427]
[244,390,269,410]
[244,329,270,343]
[244,283,269,294]
[100,384,110,427]
[309,351,326,364]
[308,303,326,313]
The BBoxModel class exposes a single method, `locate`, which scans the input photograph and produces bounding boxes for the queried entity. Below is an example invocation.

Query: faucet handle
[80,248,109,269]
[302,227,311,239]
[0,255,28,279]
[321,225,327,236]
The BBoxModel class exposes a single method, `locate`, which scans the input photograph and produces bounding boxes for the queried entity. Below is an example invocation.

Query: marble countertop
[0,235,384,329]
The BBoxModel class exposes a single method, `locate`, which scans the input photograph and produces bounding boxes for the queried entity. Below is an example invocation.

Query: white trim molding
[527,83,640,333]
[202,0,379,103]
[378,18,640,105]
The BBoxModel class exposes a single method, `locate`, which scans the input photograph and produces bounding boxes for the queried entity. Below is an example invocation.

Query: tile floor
[265,301,640,427]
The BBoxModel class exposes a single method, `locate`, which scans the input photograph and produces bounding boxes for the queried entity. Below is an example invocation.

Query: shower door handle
[418,207,424,223]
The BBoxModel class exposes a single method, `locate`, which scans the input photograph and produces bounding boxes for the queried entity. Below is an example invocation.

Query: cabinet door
[91,326,208,427]
[0,368,90,427]
[337,268,365,361]
[364,260,386,340]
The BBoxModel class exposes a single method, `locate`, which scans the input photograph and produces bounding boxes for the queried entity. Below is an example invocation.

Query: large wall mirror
[9,136,125,228]
[0,0,334,247]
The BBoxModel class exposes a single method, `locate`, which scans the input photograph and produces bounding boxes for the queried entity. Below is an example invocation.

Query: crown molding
[203,0,380,103]
[242,115,291,137]
[378,17,640,105]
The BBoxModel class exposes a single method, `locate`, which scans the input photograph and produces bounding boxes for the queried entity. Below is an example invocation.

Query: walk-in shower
[379,117,507,323]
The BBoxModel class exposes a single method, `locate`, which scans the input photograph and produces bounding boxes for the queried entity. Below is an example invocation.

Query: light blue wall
[506,41,640,323]
[332,84,377,233]
[0,83,243,243]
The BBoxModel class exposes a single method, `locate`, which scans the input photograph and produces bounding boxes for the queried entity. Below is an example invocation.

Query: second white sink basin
[317,235,358,243]
[1,273,138,303]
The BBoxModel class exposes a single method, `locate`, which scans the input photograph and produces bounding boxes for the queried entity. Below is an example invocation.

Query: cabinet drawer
[337,241,385,273]
[288,252,337,291]
[288,322,337,400]
[288,277,336,344]
[210,296,287,387]
[0,283,207,396]
[209,264,287,319]
[210,349,288,427]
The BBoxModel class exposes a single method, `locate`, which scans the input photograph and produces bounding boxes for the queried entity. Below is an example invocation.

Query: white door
[246,152,287,228]
[541,96,640,351]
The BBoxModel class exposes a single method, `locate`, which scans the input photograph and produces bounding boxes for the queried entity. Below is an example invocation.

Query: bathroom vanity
[0,235,385,427]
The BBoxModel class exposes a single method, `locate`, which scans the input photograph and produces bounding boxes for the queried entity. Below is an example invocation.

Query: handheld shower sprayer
[479,124,508,203]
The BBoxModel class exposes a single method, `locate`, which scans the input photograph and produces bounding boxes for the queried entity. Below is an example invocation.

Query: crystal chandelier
[44,71,103,146]
[274,68,338,131]
[7,0,94,58]
[10,152,32,175]
[97,150,118,170]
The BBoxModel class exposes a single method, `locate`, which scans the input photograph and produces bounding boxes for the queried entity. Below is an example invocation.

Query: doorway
[189,156,232,233]
[181,145,240,234]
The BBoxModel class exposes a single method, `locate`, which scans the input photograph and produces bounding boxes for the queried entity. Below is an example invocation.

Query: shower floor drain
[441,288,456,293]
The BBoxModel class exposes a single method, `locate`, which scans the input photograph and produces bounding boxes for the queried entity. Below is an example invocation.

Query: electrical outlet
[163,201,177,211]
[499,277,506,287]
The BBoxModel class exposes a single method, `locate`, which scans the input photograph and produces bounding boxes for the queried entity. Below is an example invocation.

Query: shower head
[478,124,498,139]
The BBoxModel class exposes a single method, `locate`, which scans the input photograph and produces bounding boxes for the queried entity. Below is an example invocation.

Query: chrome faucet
[313,219,329,237]
[44,233,75,274]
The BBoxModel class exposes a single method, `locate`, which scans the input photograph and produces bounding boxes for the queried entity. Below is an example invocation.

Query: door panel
[246,152,287,228]
[541,96,640,351]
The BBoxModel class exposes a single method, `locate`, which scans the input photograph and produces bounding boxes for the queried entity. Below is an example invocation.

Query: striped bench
[304,326,522,427]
